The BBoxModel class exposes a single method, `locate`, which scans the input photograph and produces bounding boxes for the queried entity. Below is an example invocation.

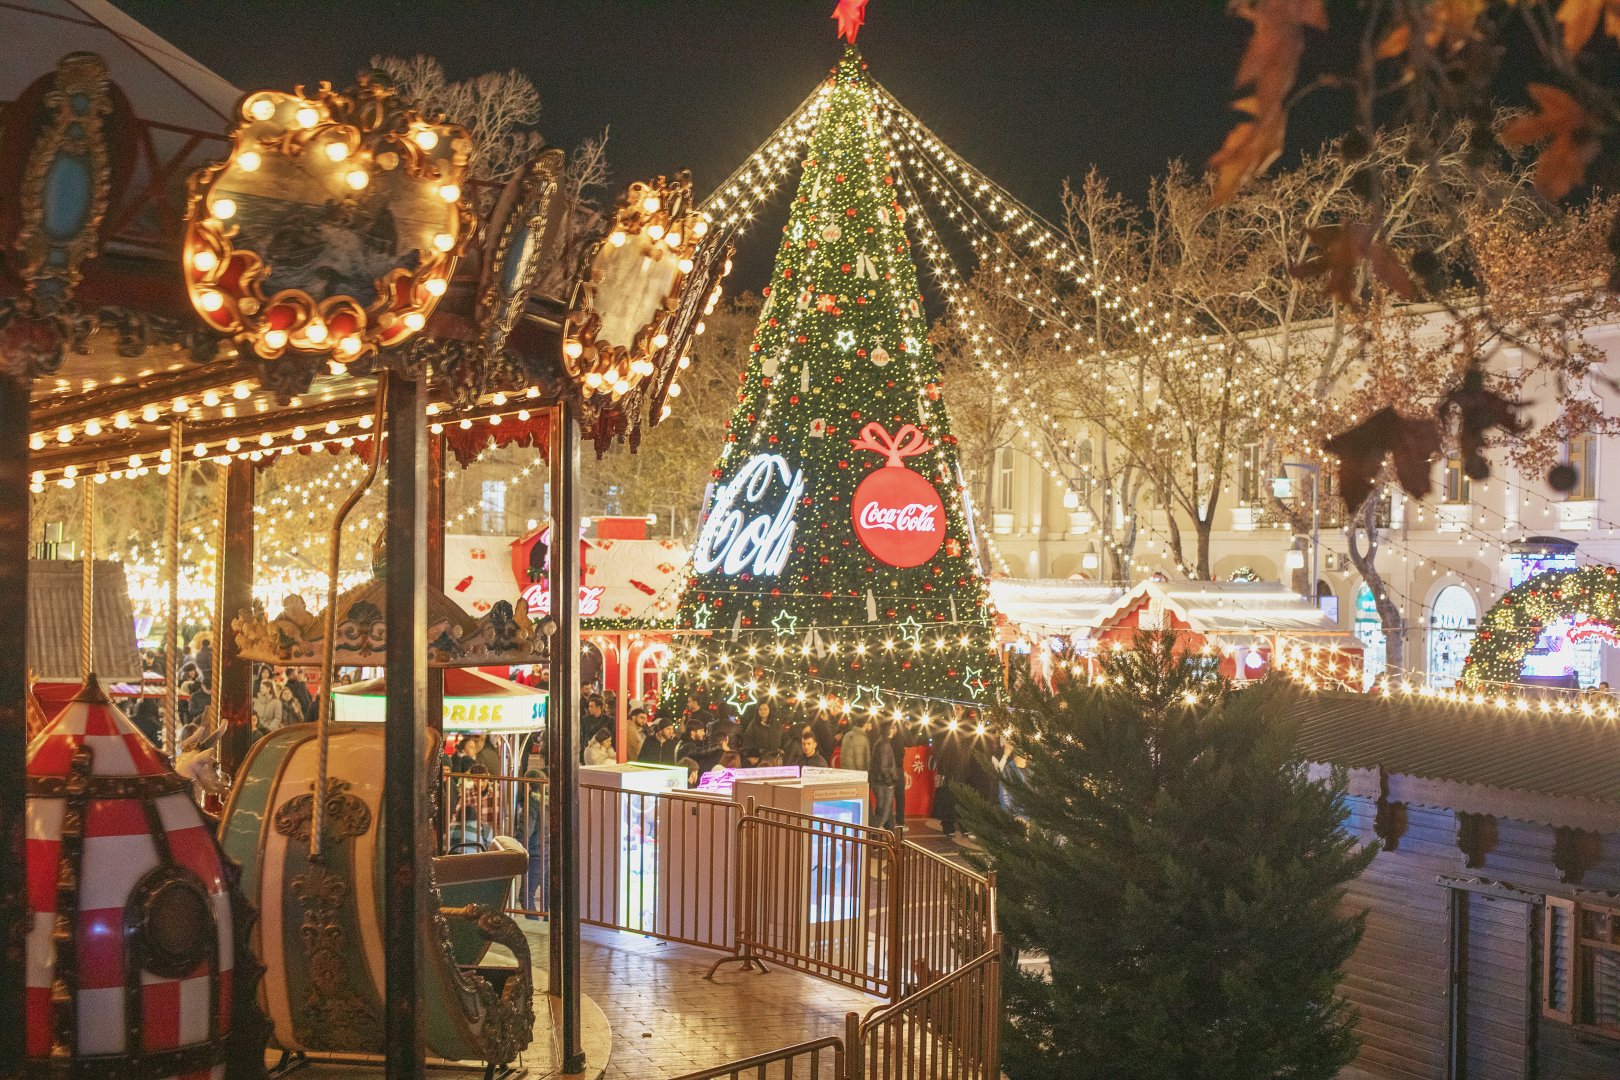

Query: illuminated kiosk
[579,762,689,934]
[734,767,870,929]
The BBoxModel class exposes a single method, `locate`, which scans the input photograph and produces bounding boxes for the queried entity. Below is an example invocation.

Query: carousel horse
[219,722,534,1074]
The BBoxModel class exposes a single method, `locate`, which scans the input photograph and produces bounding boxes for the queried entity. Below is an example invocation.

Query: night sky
[113,0,1273,286]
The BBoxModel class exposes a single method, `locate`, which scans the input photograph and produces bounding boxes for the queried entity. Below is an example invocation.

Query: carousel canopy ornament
[0,51,137,377]
[182,74,474,375]
[233,575,549,669]
[564,171,734,447]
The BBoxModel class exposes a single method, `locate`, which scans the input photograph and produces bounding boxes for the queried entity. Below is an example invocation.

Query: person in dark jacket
[677,716,719,772]
[785,726,828,769]
[868,720,899,830]
[740,702,787,765]
[285,670,316,723]
[931,724,968,838]
[888,717,909,825]
[637,717,681,765]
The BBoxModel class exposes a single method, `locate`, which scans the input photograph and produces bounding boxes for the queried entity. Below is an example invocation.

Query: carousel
[0,10,735,1077]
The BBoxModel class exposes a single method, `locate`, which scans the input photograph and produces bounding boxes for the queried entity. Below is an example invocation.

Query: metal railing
[850,940,1003,1080]
[438,770,548,916]
[579,784,739,950]
[895,841,996,995]
[669,1037,846,1080]
[729,804,900,997]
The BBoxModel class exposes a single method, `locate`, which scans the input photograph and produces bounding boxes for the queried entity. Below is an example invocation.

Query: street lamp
[1277,461,1320,604]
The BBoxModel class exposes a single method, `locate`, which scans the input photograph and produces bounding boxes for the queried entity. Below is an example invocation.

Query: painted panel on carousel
[25,675,263,1078]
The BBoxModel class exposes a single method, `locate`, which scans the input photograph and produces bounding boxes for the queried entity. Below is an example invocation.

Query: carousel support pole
[0,373,30,1078]
[81,478,94,676]
[615,633,629,763]
[217,458,255,775]
[164,421,182,754]
[382,372,428,1079]
[549,399,585,1073]
[426,432,445,746]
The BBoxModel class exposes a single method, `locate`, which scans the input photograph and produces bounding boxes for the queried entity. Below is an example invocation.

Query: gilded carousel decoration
[182,74,474,375]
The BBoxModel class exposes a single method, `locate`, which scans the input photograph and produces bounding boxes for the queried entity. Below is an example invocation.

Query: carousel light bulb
[198,290,224,312]
[488,414,502,426]
[525,386,540,398]
[613,378,631,395]
[491,392,507,406]
[424,277,447,297]
[325,421,339,435]
[678,258,694,274]
[433,232,454,252]
[128,455,142,469]
[403,312,426,331]
[202,390,221,407]
[210,198,236,220]
[678,355,691,370]
[660,403,672,420]
[692,219,708,238]
[191,250,220,274]
[584,371,603,388]
[225,438,240,452]
[194,443,207,457]
[642,195,661,213]
[295,105,320,128]
[437,183,460,203]
[233,383,251,400]
[62,465,76,479]
[338,335,361,356]
[57,477,74,489]
[413,128,439,150]
[517,409,530,421]
[344,168,369,190]
[113,412,130,429]
[30,471,43,484]
[608,231,627,248]
[248,97,277,122]
[237,151,262,172]
[430,422,443,434]
[324,140,349,162]
[563,340,584,360]
[357,414,373,429]
[303,319,328,343]
[291,427,306,441]
[667,383,682,398]
[55,425,71,443]
[94,472,107,484]
[258,433,273,447]
[28,434,43,451]
[140,405,160,422]
[172,397,190,413]
[458,418,472,430]
[651,333,669,349]
[665,231,682,249]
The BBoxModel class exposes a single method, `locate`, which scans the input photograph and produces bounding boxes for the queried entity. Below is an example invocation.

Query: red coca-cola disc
[851,465,946,568]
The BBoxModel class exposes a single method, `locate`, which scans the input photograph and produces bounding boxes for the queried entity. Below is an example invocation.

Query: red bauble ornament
[848,422,946,569]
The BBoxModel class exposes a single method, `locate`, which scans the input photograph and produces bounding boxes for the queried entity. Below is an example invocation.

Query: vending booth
[578,762,688,932]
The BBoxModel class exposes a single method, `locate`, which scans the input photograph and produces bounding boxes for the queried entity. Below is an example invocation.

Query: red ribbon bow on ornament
[849,421,933,466]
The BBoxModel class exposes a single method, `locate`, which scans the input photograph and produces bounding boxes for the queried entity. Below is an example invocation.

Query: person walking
[931,723,967,838]
[869,720,899,830]
[841,714,872,774]
[888,716,909,826]
[517,731,547,915]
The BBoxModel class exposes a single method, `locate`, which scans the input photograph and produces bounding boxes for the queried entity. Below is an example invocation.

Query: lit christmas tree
[663,45,998,721]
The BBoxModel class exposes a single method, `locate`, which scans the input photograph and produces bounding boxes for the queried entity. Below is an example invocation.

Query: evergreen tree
[964,633,1374,1080]
[663,48,996,719]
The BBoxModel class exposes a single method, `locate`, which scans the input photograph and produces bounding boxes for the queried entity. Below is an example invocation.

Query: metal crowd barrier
[439,769,549,916]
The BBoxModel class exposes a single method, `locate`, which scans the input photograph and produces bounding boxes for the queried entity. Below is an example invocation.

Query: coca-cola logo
[694,453,804,577]
[857,502,939,532]
[851,467,946,568]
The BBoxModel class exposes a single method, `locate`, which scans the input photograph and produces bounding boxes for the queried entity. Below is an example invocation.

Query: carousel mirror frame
[181,75,475,369]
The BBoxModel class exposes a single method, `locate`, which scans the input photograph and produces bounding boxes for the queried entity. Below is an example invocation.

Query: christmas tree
[963,635,1374,1080]
[663,47,997,721]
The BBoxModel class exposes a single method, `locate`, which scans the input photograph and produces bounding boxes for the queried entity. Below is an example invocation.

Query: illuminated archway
[1461,565,1620,687]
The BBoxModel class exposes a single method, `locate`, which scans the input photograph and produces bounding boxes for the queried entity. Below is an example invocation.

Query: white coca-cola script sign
[522,580,606,617]
[694,453,804,576]
[858,502,939,532]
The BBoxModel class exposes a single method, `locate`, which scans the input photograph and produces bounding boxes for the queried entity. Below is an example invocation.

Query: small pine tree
[964,632,1375,1080]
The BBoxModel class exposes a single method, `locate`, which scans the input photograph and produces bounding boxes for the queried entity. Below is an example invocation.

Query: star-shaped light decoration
[853,683,885,713]
[691,604,712,630]
[772,609,800,635]
[896,615,925,648]
[959,666,986,694]
[835,329,856,351]
[831,0,871,44]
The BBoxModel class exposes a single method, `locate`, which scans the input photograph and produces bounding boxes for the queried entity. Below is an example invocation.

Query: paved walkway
[579,925,875,1079]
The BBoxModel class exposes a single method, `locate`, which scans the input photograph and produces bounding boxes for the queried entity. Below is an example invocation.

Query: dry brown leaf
[1556,0,1620,52]
[1208,0,1327,204]
[1323,406,1441,514]
[1378,1,1485,61]
[1376,23,1412,59]
[1500,83,1599,199]
[1290,223,1419,307]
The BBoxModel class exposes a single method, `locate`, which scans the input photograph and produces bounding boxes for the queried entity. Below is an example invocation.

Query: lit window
[995,448,1014,513]
[1442,458,1471,505]
[1567,434,1598,501]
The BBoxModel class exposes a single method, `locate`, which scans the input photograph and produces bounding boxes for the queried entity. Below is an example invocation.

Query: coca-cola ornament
[849,421,946,568]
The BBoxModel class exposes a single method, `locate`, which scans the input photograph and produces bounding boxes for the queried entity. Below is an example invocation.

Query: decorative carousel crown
[232,576,550,668]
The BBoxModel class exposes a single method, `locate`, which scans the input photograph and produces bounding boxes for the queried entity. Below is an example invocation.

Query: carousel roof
[26,558,141,683]
[334,667,546,733]
[0,0,238,132]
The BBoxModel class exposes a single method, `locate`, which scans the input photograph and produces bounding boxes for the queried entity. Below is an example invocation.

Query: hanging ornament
[854,251,879,279]
[822,224,843,241]
[870,345,891,367]
[809,417,827,438]
[877,206,890,224]
[866,589,879,621]
[801,362,811,393]
[848,422,947,568]
[925,381,941,400]
[761,351,781,377]
[907,299,921,318]
[796,289,812,310]
[835,329,856,350]
[945,538,961,557]
[816,292,840,314]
